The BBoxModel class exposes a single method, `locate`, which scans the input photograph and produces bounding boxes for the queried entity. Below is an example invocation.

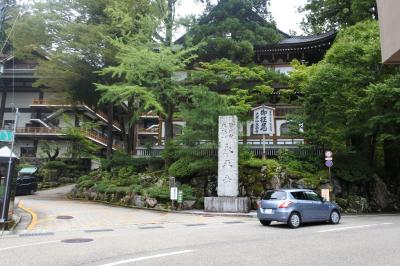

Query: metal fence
[136,145,322,158]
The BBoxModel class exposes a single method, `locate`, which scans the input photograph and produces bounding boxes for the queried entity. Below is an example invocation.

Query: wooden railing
[15,127,122,150]
[16,127,63,134]
[138,127,159,134]
[31,99,121,130]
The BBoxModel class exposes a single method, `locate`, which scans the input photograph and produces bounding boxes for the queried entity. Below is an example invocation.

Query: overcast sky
[177,0,307,36]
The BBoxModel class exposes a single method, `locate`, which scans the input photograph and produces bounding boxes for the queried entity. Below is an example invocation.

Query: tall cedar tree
[184,0,282,63]
[299,0,378,34]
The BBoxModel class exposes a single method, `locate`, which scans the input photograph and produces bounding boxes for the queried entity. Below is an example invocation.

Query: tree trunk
[242,122,247,145]
[106,102,114,160]
[368,133,377,167]
[165,0,175,47]
[383,140,400,186]
[164,102,174,144]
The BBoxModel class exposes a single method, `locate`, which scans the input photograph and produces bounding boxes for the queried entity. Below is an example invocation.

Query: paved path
[13,185,254,234]
[1,186,399,266]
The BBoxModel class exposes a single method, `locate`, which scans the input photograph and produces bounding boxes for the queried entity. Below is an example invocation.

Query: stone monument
[204,116,250,213]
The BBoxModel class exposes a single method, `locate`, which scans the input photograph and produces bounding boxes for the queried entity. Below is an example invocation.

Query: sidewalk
[179,209,257,218]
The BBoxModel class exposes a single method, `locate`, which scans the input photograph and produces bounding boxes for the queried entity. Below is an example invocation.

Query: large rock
[145,197,158,208]
[269,175,281,190]
[182,200,196,210]
[134,195,145,208]
[369,175,392,211]
[348,195,369,213]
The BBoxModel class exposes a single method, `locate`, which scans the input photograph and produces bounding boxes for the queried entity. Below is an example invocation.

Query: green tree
[358,75,400,184]
[62,117,100,159]
[185,0,282,63]
[11,0,153,158]
[290,20,398,183]
[299,0,377,34]
[0,0,16,53]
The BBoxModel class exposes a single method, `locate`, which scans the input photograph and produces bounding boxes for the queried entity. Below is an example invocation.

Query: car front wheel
[329,210,340,224]
[260,220,271,226]
[288,212,301,229]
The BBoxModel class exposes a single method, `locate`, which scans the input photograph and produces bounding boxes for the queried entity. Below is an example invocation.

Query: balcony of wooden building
[30,99,122,131]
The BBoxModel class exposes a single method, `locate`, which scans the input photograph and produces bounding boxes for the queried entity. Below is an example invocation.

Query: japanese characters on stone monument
[253,105,275,135]
[217,116,239,197]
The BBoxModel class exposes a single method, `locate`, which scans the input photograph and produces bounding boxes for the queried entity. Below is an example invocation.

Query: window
[263,191,287,200]
[3,120,14,129]
[20,147,36,158]
[291,192,306,200]
[304,191,322,201]
[280,123,289,135]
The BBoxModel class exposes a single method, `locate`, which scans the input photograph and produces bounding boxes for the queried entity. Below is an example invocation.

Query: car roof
[269,189,314,192]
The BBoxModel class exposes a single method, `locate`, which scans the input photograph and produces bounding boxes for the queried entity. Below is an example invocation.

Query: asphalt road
[1,186,400,266]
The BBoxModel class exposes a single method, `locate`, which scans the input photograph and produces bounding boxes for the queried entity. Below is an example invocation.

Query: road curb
[68,197,257,218]
[17,201,37,230]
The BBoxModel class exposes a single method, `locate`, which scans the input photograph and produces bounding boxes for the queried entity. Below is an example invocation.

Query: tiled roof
[279,31,336,46]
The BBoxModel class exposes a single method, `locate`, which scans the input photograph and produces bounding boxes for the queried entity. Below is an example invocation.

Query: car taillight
[278,201,293,208]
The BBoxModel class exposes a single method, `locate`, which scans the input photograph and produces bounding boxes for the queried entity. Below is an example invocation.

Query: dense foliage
[290,20,400,187]
[299,0,377,34]
[185,0,282,63]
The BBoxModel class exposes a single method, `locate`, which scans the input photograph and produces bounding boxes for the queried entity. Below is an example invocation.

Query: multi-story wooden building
[0,55,124,158]
[136,31,337,156]
[0,30,336,158]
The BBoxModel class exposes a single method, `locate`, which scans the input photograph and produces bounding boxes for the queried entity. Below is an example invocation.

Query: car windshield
[263,191,286,200]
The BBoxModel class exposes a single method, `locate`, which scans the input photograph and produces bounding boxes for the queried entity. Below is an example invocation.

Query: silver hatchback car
[257,189,341,228]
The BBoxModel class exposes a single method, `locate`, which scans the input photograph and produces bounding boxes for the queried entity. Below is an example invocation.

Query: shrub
[179,184,196,200]
[143,186,170,201]
[42,160,68,170]
[101,151,165,172]
[169,158,217,178]
[241,159,280,171]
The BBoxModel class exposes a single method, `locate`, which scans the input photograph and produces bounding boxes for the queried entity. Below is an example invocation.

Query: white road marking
[98,249,196,266]
[317,223,393,233]
[0,240,60,252]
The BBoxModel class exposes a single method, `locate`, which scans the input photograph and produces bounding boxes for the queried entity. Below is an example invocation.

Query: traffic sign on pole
[0,130,13,142]
[325,160,333,168]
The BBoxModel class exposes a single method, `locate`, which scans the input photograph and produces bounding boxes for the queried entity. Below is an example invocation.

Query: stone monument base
[204,197,250,213]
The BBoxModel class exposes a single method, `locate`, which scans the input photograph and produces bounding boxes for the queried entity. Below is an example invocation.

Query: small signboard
[170,187,178,200]
[252,105,275,135]
[321,188,330,202]
[169,176,176,189]
[177,190,183,204]
[325,160,333,168]
[0,130,13,142]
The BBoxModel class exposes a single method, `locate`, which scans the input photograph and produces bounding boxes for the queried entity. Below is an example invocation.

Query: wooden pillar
[0,90,7,128]
[158,117,162,146]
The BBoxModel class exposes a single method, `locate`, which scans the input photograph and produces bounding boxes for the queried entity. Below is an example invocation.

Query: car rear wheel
[329,210,340,224]
[260,220,271,226]
[288,212,301,229]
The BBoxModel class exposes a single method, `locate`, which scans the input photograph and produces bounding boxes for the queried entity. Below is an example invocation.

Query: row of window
[264,191,323,201]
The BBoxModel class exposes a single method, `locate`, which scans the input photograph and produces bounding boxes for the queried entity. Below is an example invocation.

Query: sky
[177,0,307,36]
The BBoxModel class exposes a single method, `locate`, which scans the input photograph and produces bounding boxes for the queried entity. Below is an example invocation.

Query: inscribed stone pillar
[217,115,239,197]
